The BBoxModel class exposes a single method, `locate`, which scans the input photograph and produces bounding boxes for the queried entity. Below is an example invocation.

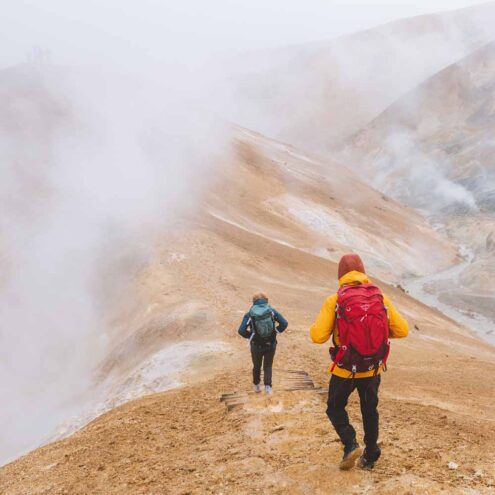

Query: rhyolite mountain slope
[2,123,495,495]
[342,41,495,327]
[0,62,459,465]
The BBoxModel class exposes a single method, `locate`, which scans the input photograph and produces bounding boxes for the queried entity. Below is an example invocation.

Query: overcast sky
[0,0,489,68]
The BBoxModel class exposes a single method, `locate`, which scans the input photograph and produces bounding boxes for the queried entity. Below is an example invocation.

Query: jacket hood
[338,254,365,279]
[338,270,369,287]
[253,299,268,306]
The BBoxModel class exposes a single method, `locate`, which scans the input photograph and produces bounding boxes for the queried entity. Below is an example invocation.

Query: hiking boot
[339,440,362,471]
[264,385,273,395]
[253,384,261,393]
[357,447,381,470]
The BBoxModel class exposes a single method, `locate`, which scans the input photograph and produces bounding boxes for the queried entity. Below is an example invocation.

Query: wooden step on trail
[220,369,318,411]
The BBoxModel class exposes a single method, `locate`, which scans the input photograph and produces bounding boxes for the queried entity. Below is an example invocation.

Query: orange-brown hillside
[1,127,494,494]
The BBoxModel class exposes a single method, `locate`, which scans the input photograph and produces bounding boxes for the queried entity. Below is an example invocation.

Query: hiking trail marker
[220,369,324,411]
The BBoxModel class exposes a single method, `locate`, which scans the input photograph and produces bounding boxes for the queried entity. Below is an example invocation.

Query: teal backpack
[249,302,276,342]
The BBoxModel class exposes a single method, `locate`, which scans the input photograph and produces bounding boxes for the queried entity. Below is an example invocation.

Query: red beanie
[338,253,365,279]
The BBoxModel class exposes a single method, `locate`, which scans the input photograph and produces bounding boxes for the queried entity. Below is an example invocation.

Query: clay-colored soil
[2,276,495,494]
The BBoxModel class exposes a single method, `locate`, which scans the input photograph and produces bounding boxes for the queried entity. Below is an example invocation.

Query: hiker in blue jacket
[238,292,288,394]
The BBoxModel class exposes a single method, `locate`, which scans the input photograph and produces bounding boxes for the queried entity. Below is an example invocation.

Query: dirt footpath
[2,309,495,494]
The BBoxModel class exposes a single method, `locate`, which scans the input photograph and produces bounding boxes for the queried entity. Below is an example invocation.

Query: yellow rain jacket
[310,271,409,378]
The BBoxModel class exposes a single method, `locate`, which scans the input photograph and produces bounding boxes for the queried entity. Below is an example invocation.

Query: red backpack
[330,283,390,376]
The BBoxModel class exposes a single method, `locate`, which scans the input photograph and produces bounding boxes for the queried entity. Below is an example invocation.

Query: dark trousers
[326,374,381,451]
[251,346,276,386]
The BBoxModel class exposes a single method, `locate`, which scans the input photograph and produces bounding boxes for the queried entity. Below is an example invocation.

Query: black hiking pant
[251,345,276,386]
[326,374,381,453]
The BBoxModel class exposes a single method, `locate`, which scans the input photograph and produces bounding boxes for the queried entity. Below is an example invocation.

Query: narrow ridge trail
[2,325,495,494]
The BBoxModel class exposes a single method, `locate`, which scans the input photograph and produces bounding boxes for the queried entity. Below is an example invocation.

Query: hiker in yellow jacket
[310,254,408,470]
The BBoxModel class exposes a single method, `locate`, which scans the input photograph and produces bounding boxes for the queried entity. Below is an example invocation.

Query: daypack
[249,303,276,342]
[331,283,390,376]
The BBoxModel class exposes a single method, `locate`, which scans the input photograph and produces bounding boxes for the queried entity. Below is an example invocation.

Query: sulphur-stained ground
[2,280,495,494]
